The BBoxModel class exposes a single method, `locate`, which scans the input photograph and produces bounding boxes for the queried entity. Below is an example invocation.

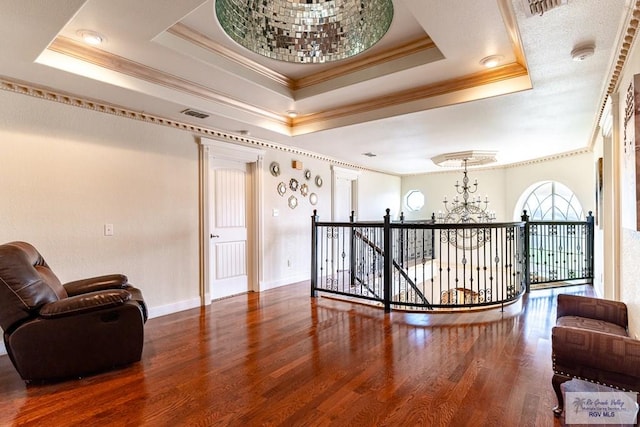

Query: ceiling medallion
[215,0,394,64]
[431,150,498,168]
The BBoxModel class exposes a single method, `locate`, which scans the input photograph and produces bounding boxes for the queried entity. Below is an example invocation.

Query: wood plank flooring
[0,282,607,426]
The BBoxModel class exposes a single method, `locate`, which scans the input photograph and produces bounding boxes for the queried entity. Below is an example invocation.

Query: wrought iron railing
[311,210,594,312]
[521,210,594,288]
[312,210,528,311]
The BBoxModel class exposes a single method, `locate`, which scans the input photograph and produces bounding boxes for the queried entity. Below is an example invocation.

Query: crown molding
[292,62,529,129]
[167,23,293,89]
[590,0,640,149]
[0,76,373,173]
[48,36,287,126]
[168,22,437,93]
[0,76,592,177]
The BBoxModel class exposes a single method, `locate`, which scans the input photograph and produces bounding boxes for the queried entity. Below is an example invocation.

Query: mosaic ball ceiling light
[215,0,394,64]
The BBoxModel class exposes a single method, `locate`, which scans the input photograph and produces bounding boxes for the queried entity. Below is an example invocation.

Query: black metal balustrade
[522,210,594,289]
[311,210,594,312]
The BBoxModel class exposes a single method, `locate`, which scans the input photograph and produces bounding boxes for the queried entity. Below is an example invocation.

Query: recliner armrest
[39,289,131,318]
[63,274,128,296]
[552,325,640,379]
[556,294,628,329]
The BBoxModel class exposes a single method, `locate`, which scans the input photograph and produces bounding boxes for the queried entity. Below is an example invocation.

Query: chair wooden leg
[552,373,569,417]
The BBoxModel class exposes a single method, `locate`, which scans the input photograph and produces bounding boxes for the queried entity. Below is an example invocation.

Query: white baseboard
[0,298,202,358]
[147,297,202,319]
[260,273,309,291]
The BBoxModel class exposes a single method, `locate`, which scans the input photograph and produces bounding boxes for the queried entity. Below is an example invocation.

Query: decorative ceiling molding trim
[168,22,437,93]
[497,0,529,69]
[46,35,528,136]
[0,76,371,172]
[501,148,592,169]
[293,63,529,128]
[293,37,437,90]
[0,76,586,177]
[167,23,293,89]
[591,0,640,149]
[410,148,592,176]
[48,36,287,126]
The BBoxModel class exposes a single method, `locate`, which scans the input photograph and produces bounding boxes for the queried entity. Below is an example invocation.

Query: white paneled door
[210,159,249,299]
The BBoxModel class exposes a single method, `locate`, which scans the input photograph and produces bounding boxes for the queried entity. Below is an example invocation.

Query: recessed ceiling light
[480,55,504,68]
[286,110,298,118]
[77,29,105,46]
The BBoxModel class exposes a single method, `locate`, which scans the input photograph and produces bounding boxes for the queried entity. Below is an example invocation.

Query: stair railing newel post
[399,211,405,268]
[383,208,392,313]
[521,210,530,293]
[311,210,319,297]
[349,210,356,288]
[586,211,595,282]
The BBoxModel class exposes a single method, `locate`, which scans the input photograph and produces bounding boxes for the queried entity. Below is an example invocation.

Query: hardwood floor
[0,282,606,426]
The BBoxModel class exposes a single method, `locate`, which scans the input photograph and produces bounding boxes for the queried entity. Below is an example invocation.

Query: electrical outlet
[104,223,114,236]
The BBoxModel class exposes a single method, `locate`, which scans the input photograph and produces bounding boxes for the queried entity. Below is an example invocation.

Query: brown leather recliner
[0,241,147,382]
[551,294,640,416]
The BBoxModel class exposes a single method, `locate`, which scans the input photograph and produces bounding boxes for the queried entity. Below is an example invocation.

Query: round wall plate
[270,162,281,177]
[289,178,299,192]
[300,183,308,197]
[315,175,323,187]
[309,193,318,205]
[277,182,286,196]
[288,195,298,209]
[304,169,312,180]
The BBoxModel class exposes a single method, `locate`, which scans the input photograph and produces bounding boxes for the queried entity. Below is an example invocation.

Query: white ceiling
[0,0,631,174]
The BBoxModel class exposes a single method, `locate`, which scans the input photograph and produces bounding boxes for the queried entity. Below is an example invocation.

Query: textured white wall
[617,31,640,338]
[261,151,333,289]
[260,151,400,288]
[401,154,594,223]
[357,170,401,221]
[0,90,201,315]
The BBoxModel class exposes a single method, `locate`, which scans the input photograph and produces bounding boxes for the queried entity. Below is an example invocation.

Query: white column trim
[331,165,361,221]
[197,137,265,302]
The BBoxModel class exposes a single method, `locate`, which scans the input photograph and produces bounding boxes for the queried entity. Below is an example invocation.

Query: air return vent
[181,108,210,119]
[523,0,568,16]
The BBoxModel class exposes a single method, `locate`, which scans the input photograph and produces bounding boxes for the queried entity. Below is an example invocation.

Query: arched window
[516,181,584,220]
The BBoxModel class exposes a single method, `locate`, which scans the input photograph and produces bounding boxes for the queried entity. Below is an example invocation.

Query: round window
[405,190,425,212]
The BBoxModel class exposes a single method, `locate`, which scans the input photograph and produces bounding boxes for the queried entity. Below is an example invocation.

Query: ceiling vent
[181,108,210,119]
[523,0,568,17]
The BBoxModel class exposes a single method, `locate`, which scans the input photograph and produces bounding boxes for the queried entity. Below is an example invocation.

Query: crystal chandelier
[438,159,496,224]
[215,0,394,64]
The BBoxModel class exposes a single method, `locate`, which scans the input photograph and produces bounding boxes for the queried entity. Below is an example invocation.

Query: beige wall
[616,31,640,338]
[401,152,594,223]
[0,90,201,316]
[260,151,401,288]
[0,88,401,341]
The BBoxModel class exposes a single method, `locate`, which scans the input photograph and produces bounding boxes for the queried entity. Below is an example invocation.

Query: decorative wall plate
[304,169,312,180]
[300,183,308,197]
[277,182,286,196]
[288,195,298,209]
[289,178,299,192]
[309,193,318,205]
[270,162,281,177]
[315,175,323,187]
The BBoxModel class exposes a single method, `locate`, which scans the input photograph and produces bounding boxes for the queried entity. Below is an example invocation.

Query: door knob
[210,234,220,238]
